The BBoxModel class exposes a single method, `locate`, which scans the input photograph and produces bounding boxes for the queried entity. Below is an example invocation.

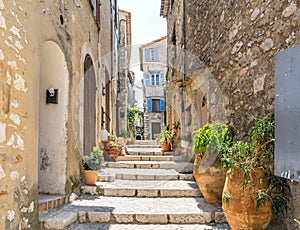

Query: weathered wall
[163,0,300,228]
[0,0,100,228]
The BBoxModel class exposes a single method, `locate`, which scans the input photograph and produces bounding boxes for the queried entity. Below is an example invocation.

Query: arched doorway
[39,41,69,194]
[84,55,96,155]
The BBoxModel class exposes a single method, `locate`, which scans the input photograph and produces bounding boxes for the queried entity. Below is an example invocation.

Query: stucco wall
[0,0,100,228]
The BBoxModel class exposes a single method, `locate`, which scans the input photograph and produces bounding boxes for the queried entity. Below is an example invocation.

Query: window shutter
[145,48,150,62]
[145,72,150,86]
[148,98,152,112]
[160,98,165,112]
[159,71,165,85]
[154,47,159,61]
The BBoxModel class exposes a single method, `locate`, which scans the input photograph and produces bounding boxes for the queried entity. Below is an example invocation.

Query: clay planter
[161,143,171,152]
[83,170,98,185]
[222,167,272,230]
[193,153,225,203]
[104,148,120,160]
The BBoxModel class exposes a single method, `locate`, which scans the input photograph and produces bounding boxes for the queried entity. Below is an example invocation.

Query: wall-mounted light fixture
[46,88,58,104]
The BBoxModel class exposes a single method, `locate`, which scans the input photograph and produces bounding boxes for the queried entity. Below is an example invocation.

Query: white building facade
[140,37,167,140]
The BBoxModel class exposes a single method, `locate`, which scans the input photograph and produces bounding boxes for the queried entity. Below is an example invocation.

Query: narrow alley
[40,141,229,229]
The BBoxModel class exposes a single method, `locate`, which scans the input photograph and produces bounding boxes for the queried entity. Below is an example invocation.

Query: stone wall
[162,0,300,228]
[0,0,103,228]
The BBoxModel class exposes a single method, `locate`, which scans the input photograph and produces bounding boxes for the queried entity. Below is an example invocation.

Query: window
[152,99,160,112]
[151,74,160,85]
[145,48,159,62]
[147,98,165,113]
[145,72,165,86]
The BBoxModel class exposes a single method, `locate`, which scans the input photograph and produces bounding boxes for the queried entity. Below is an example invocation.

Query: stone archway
[84,55,96,155]
[39,41,69,194]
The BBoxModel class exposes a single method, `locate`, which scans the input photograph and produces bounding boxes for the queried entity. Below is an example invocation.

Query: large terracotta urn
[193,153,226,203]
[222,167,272,230]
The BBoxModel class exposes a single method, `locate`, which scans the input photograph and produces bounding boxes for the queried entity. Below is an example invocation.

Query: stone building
[161,0,300,228]
[140,37,167,140]
[0,0,119,228]
[116,9,134,137]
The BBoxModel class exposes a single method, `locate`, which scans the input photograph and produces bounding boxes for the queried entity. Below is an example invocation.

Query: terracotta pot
[104,148,120,160]
[161,143,171,152]
[193,153,225,203]
[83,170,98,185]
[222,167,272,230]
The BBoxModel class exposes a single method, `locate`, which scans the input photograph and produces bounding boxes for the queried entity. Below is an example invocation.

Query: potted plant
[157,124,172,152]
[221,113,290,230]
[192,123,235,203]
[83,146,104,185]
[104,141,121,160]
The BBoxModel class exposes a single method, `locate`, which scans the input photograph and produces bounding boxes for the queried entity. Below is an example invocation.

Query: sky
[118,0,167,81]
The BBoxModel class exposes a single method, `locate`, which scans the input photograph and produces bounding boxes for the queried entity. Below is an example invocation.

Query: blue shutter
[159,71,164,85]
[145,48,150,62]
[160,98,165,112]
[145,72,150,86]
[148,98,152,112]
[154,48,159,62]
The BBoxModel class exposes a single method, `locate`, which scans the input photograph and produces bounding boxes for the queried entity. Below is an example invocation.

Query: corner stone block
[168,213,213,224]
[135,214,168,224]
[88,212,111,223]
[112,213,134,223]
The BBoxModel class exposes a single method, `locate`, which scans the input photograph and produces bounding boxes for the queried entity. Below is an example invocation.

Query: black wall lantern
[46,88,58,104]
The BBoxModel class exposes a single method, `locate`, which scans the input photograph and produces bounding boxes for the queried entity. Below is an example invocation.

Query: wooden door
[84,55,96,155]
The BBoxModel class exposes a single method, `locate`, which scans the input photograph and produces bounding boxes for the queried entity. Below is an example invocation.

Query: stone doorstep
[126,151,172,156]
[81,185,202,198]
[73,223,231,230]
[38,195,69,215]
[118,155,183,161]
[115,173,194,181]
[126,145,161,148]
[41,211,226,229]
[105,161,193,173]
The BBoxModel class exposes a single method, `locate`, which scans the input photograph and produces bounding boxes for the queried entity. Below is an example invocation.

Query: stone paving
[40,143,229,229]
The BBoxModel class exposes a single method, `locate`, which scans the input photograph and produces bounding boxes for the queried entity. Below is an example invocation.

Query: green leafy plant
[83,146,104,171]
[157,124,172,145]
[222,191,232,207]
[221,113,290,216]
[104,141,121,149]
[128,106,138,137]
[192,123,235,158]
[157,121,181,149]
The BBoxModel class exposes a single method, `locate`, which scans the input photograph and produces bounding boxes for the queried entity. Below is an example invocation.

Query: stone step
[73,223,230,230]
[105,161,193,173]
[38,194,70,215]
[99,168,195,181]
[118,155,183,161]
[126,148,168,156]
[127,144,161,148]
[81,180,201,197]
[133,140,159,145]
[40,196,226,229]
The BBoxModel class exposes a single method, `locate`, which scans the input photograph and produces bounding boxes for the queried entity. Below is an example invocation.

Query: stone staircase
[39,141,229,229]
